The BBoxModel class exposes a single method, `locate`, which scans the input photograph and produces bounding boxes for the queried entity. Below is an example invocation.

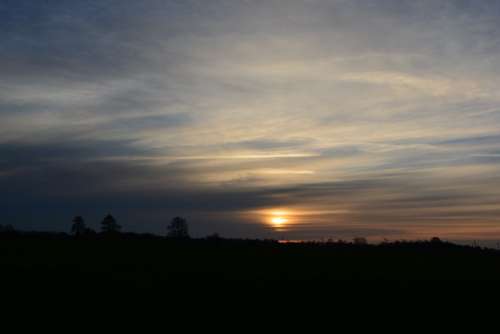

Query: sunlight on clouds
[3,0,500,240]
[256,169,315,175]
[340,71,454,96]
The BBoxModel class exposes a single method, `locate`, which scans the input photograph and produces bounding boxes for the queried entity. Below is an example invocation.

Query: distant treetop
[430,237,443,244]
[101,214,121,233]
[167,217,190,239]
[353,237,368,245]
[0,224,14,233]
[71,216,86,236]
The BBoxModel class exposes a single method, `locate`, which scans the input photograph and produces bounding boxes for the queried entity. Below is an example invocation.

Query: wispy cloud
[2,0,500,240]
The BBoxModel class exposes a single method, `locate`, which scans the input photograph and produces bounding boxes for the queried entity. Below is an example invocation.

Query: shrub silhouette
[430,237,442,244]
[206,233,221,240]
[167,217,189,239]
[0,224,14,233]
[353,237,368,245]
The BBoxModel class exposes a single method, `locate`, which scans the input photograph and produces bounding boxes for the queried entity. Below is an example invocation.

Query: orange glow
[267,209,292,229]
[271,216,288,226]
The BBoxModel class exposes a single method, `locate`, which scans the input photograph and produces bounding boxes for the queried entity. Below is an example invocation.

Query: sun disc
[271,217,288,225]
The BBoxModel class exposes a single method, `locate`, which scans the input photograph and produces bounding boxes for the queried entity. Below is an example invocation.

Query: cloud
[2,0,500,240]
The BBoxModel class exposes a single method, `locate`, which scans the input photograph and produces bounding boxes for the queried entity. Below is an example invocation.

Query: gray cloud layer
[2,0,500,240]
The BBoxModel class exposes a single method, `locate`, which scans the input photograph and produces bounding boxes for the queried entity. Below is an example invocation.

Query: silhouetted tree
[167,217,189,239]
[0,224,14,233]
[84,227,97,236]
[71,216,86,237]
[430,237,442,244]
[353,237,368,245]
[206,233,221,240]
[101,214,121,234]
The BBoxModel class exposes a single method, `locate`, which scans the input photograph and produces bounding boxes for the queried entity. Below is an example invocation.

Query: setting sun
[266,209,292,229]
[271,216,288,226]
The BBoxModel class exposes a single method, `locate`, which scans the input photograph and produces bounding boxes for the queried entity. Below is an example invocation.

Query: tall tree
[71,216,86,237]
[167,217,189,239]
[101,214,121,234]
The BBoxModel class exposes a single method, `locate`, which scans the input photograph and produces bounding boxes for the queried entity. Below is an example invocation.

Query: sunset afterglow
[269,210,290,229]
[3,1,500,243]
[271,217,288,226]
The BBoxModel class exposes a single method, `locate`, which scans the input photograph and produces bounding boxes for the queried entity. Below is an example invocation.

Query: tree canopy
[167,217,189,239]
[101,214,121,233]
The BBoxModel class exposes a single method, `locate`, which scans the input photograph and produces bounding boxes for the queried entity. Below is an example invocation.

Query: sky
[2,0,500,242]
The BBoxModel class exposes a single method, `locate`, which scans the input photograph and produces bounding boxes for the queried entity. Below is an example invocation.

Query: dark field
[2,233,500,295]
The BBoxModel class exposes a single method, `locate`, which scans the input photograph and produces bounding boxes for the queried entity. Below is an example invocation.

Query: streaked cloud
[2,0,500,241]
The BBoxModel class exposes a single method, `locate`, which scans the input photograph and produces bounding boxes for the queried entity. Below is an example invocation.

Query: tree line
[71,214,190,239]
